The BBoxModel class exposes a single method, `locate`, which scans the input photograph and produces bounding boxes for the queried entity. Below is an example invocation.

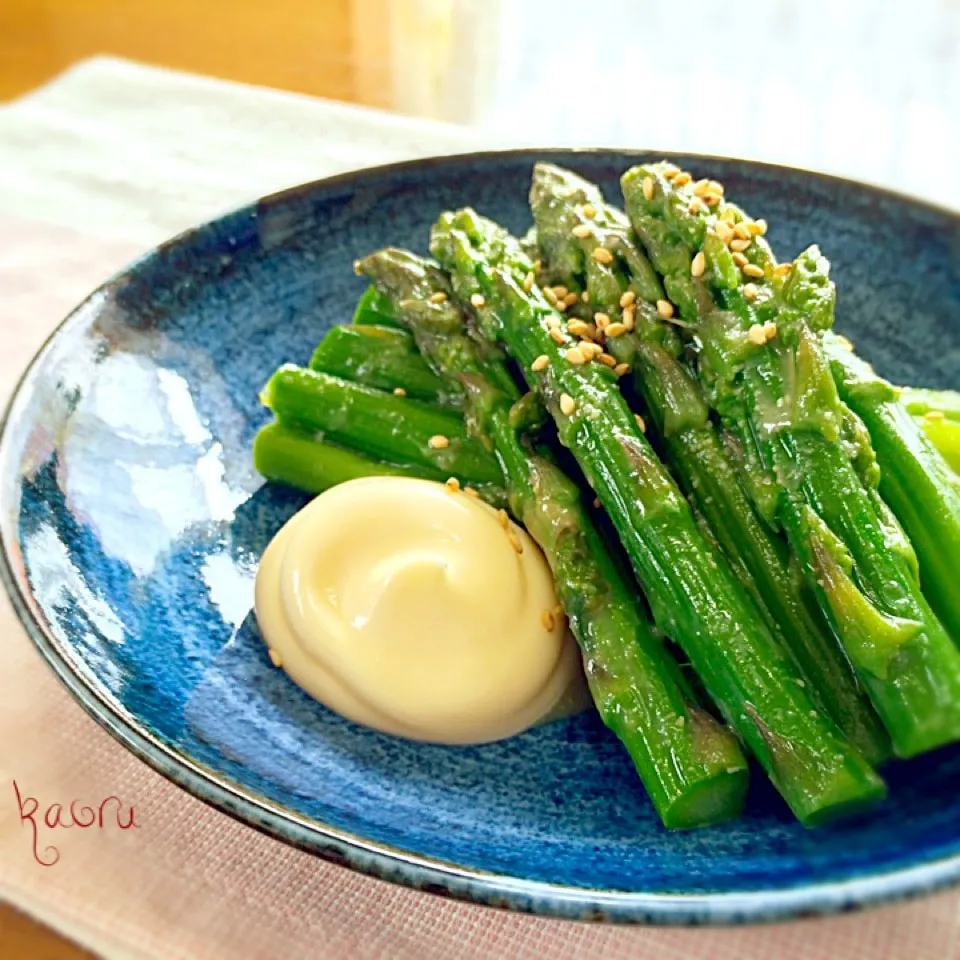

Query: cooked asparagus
[260,365,504,487]
[826,332,960,645]
[310,322,462,407]
[621,161,960,757]
[431,206,886,825]
[528,162,889,764]
[356,246,749,829]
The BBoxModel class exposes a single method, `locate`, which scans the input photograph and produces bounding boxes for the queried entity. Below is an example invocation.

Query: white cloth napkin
[1,57,959,960]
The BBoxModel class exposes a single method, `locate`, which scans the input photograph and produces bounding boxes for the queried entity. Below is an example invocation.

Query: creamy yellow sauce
[254,476,589,744]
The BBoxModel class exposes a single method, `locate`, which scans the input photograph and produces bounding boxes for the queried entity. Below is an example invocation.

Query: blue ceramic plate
[3,151,960,926]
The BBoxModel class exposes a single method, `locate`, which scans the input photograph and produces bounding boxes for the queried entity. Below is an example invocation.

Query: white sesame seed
[622,307,636,331]
[691,251,706,278]
[543,287,559,306]
[532,354,550,372]
[567,319,591,338]
[268,648,282,668]
[523,271,535,291]
[743,283,759,301]
[592,247,614,265]
[471,293,486,307]
[605,322,627,338]
[553,286,569,299]
[429,434,450,449]
[550,327,566,344]
[656,299,675,319]
[714,221,734,243]
[614,363,630,377]
[429,290,448,304]
[619,290,636,309]
[565,347,586,365]
[560,393,576,416]
[594,311,611,327]
[734,222,751,241]
[445,477,461,493]
[635,413,646,433]
[730,238,751,252]
[581,290,590,302]
[580,341,603,360]
[598,352,617,367]
[563,292,579,308]
[762,321,778,341]
[393,387,407,397]
[582,203,597,219]
[572,224,592,238]
[748,324,768,345]
[643,176,655,201]
[743,263,765,278]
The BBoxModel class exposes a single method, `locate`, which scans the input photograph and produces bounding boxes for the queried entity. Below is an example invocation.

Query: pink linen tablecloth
[2,60,960,960]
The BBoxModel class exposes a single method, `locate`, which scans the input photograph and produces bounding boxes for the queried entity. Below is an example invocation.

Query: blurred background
[3,0,959,203]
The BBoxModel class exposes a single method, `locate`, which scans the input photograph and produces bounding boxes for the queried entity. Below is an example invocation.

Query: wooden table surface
[0,2,392,956]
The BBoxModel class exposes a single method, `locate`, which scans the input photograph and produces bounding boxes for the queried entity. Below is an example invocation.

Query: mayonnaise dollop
[255,476,589,744]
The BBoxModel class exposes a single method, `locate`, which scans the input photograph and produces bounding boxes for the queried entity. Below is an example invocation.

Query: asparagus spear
[352,284,403,328]
[254,421,435,493]
[260,366,504,487]
[825,332,960,644]
[622,161,960,757]
[431,206,886,825]
[310,323,462,407]
[356,246,749,829]
[527,162,889,764]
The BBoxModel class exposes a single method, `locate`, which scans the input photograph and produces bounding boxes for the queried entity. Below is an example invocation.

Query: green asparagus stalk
[356,246,749,829]
[899,387,960,474]
[352,284,403,328]
[622,161,960,757]
[431,206,886,825]
[260,366,504,488]
[528,163,889,763]
[310,323,462,407]
[825,332,960,645]
[254,421,432,493]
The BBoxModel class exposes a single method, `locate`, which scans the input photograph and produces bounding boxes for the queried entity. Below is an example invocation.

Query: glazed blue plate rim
[2,148,960,926]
